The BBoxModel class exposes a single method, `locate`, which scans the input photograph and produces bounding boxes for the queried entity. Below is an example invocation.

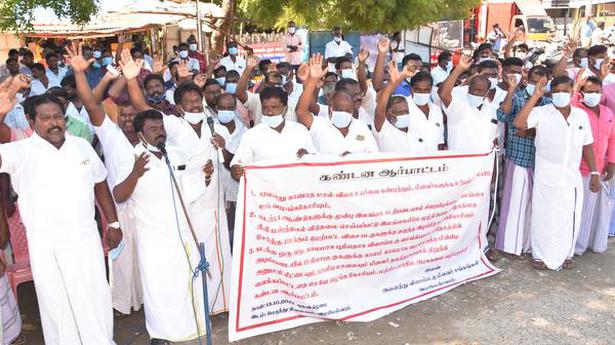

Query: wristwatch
[107,221,121,229]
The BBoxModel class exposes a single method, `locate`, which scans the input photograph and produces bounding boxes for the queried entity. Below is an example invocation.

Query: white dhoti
[495,160,533,255]
[111,202,143,315]
[29,234,115,345]
[187,196,232,314]
[531,181,583,270]
[575,177,612,255]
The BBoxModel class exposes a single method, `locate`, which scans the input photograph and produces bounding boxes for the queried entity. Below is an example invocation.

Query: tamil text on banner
[229,151,500,341]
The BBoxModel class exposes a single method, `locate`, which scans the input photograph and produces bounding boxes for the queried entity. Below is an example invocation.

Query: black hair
[402,53,422,68]
[588,45,608,57]
[335,56,353,71]
[585,76,603,87]
[438,51,452,63]
[277,62,290,70]
[173,82,203,105]
[332,26,341,32]
[45,52,57,61]
[477,43,493,53]
[502,57,524,68]
[226,70,240,79]
[61,75,76,88]
[31,63,45,73]
[528,65,549,79]
[573,48,586,59]
[324,72,338,80]
[21,51,33,59]
[5,58,17,65]
[178,42,189,50]
[477,60,498,72]
[45,87,69,100]
[550,75,573,89]
[204,78,221,89]
[516,44,529,51]
[133,109,163,132]
[130,47,143,56]
[410,71,433,86]
[143,74,164,88]
[213,66,227,76]
[335,78,359,92]
[259,86,288,106]
[386,95,407,111]
[216,93,237,107]
[26,94,65,120]
[8,49,18,56]
[258,59,272,73]
[264,71,282,84]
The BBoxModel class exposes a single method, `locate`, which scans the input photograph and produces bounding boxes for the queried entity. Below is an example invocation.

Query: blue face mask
[216,77,225,86]
[228,47,238,56]
[526,84,536,96]
[225,83,237,94]
[147,93,166,104]
[92,61,101,68]
[102,57,113,66]
[217,110,236,124]
[580,58,589,68]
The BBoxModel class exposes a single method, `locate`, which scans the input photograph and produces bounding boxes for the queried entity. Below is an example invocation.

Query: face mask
[489,77,498,89]
[340,69,357,80]
[217,110,236,124]
[334,36,342,43]
[225,82,237,94]
[526,83,536,96]
[93,51,102,59]
[183,110,206,124]
[102,57,113,66]
[92,61,101,68]
[393,114,411,129]
[580,58,589,68]
[15,92,25,104]
[583,92,602,107]
[511,73,522,85]
[603,73,615,85]
[413,92,431,106]
[179,50,189,59]
[552,92,571,108]
[545,81,552,93]
[139,133,161,153]
[228,47,238,56]
[478,57,491,63]
[288,27,296,34]
[262,114,284,128]
[147,93,166,104]
[216,77,225,86]
[446,61,453,71]
[330,110,352,128]
[595,58,604,70]
[189,43,198,52]
[516,52,527,59]
[467,94,485,108]
[281,75,288,85]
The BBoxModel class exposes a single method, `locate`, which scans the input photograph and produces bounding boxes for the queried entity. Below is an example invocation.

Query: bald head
[216,93,237,111]
[469,75,490,97]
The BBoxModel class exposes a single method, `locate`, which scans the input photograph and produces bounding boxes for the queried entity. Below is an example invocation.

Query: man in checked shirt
[495,65,552,257]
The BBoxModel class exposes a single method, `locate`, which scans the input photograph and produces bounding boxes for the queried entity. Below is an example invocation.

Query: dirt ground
[18,240,615,345]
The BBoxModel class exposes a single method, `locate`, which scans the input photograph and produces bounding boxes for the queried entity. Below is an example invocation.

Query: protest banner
[229,151,500,341]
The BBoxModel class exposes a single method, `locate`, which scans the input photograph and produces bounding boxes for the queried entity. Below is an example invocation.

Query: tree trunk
[211,0,234,54]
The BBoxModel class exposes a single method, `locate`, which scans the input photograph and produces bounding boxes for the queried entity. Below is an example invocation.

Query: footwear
[532,260,547,270]
[150,339,170,345]
[563,258,574,270]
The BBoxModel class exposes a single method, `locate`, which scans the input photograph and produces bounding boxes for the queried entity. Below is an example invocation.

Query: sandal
[485,249,499,262]
[10,334,26,345]
[533,260,547,270]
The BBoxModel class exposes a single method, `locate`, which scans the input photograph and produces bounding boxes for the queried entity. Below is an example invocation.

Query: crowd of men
[0,20,613,345]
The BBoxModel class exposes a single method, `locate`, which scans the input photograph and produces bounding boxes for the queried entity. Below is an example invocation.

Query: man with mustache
[0,75,122,344]
[143,74,177,115]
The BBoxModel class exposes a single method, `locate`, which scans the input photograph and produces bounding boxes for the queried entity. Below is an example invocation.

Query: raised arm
[92,71,119,104]
[0,76,30,143]
[236,55,259,104]
[296,54,328,130]
[118,50,150,112]
[502,32,516,59]
[513,77,547,129]
[499,73,521,116]
[552,40,576,78]
[357,49,369,94]
[66,41,107,127]
[372,37,390,92]
[375,62,415,132]
[439,55,472,108]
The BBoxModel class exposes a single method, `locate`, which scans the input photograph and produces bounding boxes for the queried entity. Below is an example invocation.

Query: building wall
[0,33,22,62]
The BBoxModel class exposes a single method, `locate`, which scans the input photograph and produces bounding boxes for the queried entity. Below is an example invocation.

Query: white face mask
[583,92,602,107]
[603,73,615,85]
[179,50,189,59]
[15,92,26,104]
[340,69,357,80]
[413,92,431,106]
[189,43,198,52]
[467,94,485,108]
[393,114,411,129]
[552,92,571,108]
[511,73,522,85]
[334,36,342,43]
[489,77,498,89]
[330,110,353,128]
[183,109,206,124]
[261,114,284,128]
[217,110,236,124]
[478,57,491,63]
[138,133,161,153]
[595,58,605,70]
[515,52,527,60]
[446,61,453,71]
[288,27,296,34]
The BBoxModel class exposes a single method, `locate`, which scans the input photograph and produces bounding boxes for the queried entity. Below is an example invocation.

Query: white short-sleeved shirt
[94,115,135,188]
[217,118,246,202]
[29,79,48,97]
[444,94,498,152]
[220,55,246,75]
[318,105,374,130]
[528,104,594,187]
[46,67,68,88]
[375,119,439,153]
[244,92,298,125]
[324,40,353,70]
[408,100,445,146]
[431,66,449,86]
[230,121,315,165]
[309,115,377,155]
[362,86,378,121]
[0,134,107,245]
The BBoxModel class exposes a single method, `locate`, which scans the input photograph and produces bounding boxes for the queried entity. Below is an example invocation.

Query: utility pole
[195,0,203,50]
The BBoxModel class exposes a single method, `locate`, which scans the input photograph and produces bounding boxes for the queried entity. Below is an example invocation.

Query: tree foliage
[239,0,480,31]
[0,0,98,32]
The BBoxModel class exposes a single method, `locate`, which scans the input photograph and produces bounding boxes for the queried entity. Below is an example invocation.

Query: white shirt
[318,105,374,130]
[244,92,298,125]
[0,133,107,245]
[375,119,438,153]
[528,104,593,187]
[309,115,377,155]
[230,121,315,165]
[431,65,450,86]
[216,118,246,202]
[220,55,246,75]
[66,102,95,137]
[408,100,445,146]
[94,115,134,188]
[46,67,68,88]
[29,79,48,96]
[444,94,498,152]
[324,40,353,70]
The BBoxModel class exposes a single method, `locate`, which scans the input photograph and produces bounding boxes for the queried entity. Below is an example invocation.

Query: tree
[0,0,98,32]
